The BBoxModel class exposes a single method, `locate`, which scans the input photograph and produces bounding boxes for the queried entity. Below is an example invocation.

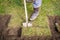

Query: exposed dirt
[0,15,22,40]
[0,15,11,40]
[48,16,60,33]
[48,15,60,40]
[5,35,58,40]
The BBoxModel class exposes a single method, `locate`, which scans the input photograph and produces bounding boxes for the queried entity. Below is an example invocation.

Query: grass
[0,0,60,36]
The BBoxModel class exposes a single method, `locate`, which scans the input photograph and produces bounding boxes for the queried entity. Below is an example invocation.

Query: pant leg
[33,0,42,8]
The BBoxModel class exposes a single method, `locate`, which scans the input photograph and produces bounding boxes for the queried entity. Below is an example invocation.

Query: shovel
[23,0,32,27]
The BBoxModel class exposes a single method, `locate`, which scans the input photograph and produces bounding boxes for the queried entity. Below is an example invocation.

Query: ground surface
[0,15,60,40]
[0,0,60,36]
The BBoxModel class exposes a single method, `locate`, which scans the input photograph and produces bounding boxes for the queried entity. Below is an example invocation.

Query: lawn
[0,0,60,36]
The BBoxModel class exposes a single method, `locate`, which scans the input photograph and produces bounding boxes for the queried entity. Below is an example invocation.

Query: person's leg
[30,8,39,21]
[30,0,42,21]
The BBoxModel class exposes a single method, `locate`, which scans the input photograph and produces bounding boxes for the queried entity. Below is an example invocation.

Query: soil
[0,15,11,40]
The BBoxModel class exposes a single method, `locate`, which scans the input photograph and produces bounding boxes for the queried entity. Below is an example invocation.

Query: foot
[26,0,34,3]
[30,11,39,21]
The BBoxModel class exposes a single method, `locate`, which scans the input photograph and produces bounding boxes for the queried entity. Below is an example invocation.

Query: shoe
[30,11,39,21]
[26,0,34,3]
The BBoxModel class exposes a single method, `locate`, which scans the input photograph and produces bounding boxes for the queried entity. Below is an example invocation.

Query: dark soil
[48,15,60,40]
[0,15,11,40]
[5,36,57,40]
[48,15,60,33]
[0,15,22,40]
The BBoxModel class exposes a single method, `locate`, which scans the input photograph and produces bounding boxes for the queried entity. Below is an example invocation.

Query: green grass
[0,0,60,36]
